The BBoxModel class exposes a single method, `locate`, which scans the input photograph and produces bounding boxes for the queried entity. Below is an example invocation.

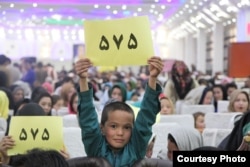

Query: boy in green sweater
[75,56,163,167]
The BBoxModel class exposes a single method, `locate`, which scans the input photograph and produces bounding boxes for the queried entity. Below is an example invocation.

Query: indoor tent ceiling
[0,0,187,29]
[166,0,250,39]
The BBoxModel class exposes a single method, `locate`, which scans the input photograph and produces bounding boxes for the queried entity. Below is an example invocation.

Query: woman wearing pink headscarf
[42,82,53,95]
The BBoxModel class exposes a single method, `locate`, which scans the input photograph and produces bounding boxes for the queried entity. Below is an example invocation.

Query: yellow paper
[129,105,160,123]
[98,66,116,72]
[84,16,154,66]
[8,116,64,155]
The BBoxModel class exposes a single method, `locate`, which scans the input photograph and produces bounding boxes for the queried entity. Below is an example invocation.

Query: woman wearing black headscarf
[219,110,250,150]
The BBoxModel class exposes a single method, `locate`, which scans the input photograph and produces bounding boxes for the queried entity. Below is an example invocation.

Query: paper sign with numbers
[8,116,64,155]
[84,16,154,66]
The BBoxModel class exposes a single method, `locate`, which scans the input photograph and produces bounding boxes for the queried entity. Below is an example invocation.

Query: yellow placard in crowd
[98,66,116,72]
[129,104,160,123]
[8,116,64,155]
[84,16,154,66]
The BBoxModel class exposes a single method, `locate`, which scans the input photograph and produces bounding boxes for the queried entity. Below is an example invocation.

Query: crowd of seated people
[1,54,250,166]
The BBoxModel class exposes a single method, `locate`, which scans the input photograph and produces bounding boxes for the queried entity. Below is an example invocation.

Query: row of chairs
[151,123,232,158]
[176,100,230,114]
[61,112,242,130]
[52,100,230,117]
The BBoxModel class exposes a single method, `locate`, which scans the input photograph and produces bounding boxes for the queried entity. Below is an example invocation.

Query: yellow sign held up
[8,116,64,155]
[84,16,154,66]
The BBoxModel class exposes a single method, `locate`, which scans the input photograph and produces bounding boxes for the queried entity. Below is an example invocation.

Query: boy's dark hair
[67,157,112,167]
[101,101,135,125]
[11,148,69,167]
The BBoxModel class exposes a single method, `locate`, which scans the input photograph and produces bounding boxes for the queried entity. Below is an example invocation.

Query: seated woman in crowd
[166,126,203,161]
[184,86,213,105]
[228,89,250,113]
[33,92,53,115]
[212,84,227,112]
[218,110,250,150]
[10,85,24,106]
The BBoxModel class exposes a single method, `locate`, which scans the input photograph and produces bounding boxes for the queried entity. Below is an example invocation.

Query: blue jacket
[78,83,162,167]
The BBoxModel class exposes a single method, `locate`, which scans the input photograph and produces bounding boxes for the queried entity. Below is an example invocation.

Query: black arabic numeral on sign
[30,128,39,140]
[99,35,109,50]
[42,128,50,140]
[128,33,138,49]
[19,128,27,141]
[113,34,123,50]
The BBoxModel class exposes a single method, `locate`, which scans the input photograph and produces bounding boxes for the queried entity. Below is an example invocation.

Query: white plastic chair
[217,100,230,113]
[205,112,242,129]
[63,127,86,158]
[202,128,232,147]
[63,115,79,127]
[159,114,195,128]
[152,123,180,158]
[57,107,69,116]
[175,100,185,114]
[181,105,214,115]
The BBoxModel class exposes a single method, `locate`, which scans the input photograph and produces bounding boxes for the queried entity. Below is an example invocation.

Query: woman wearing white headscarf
[167,126,203,161]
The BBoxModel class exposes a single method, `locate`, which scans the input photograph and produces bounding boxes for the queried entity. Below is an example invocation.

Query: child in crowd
[193,112,205,133]
[52,95,64,115]
[75,57,163,167]
[159,93,174,115]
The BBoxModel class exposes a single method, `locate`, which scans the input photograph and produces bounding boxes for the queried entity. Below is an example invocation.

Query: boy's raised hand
[75,58,92,79]
[147,56,163,78]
